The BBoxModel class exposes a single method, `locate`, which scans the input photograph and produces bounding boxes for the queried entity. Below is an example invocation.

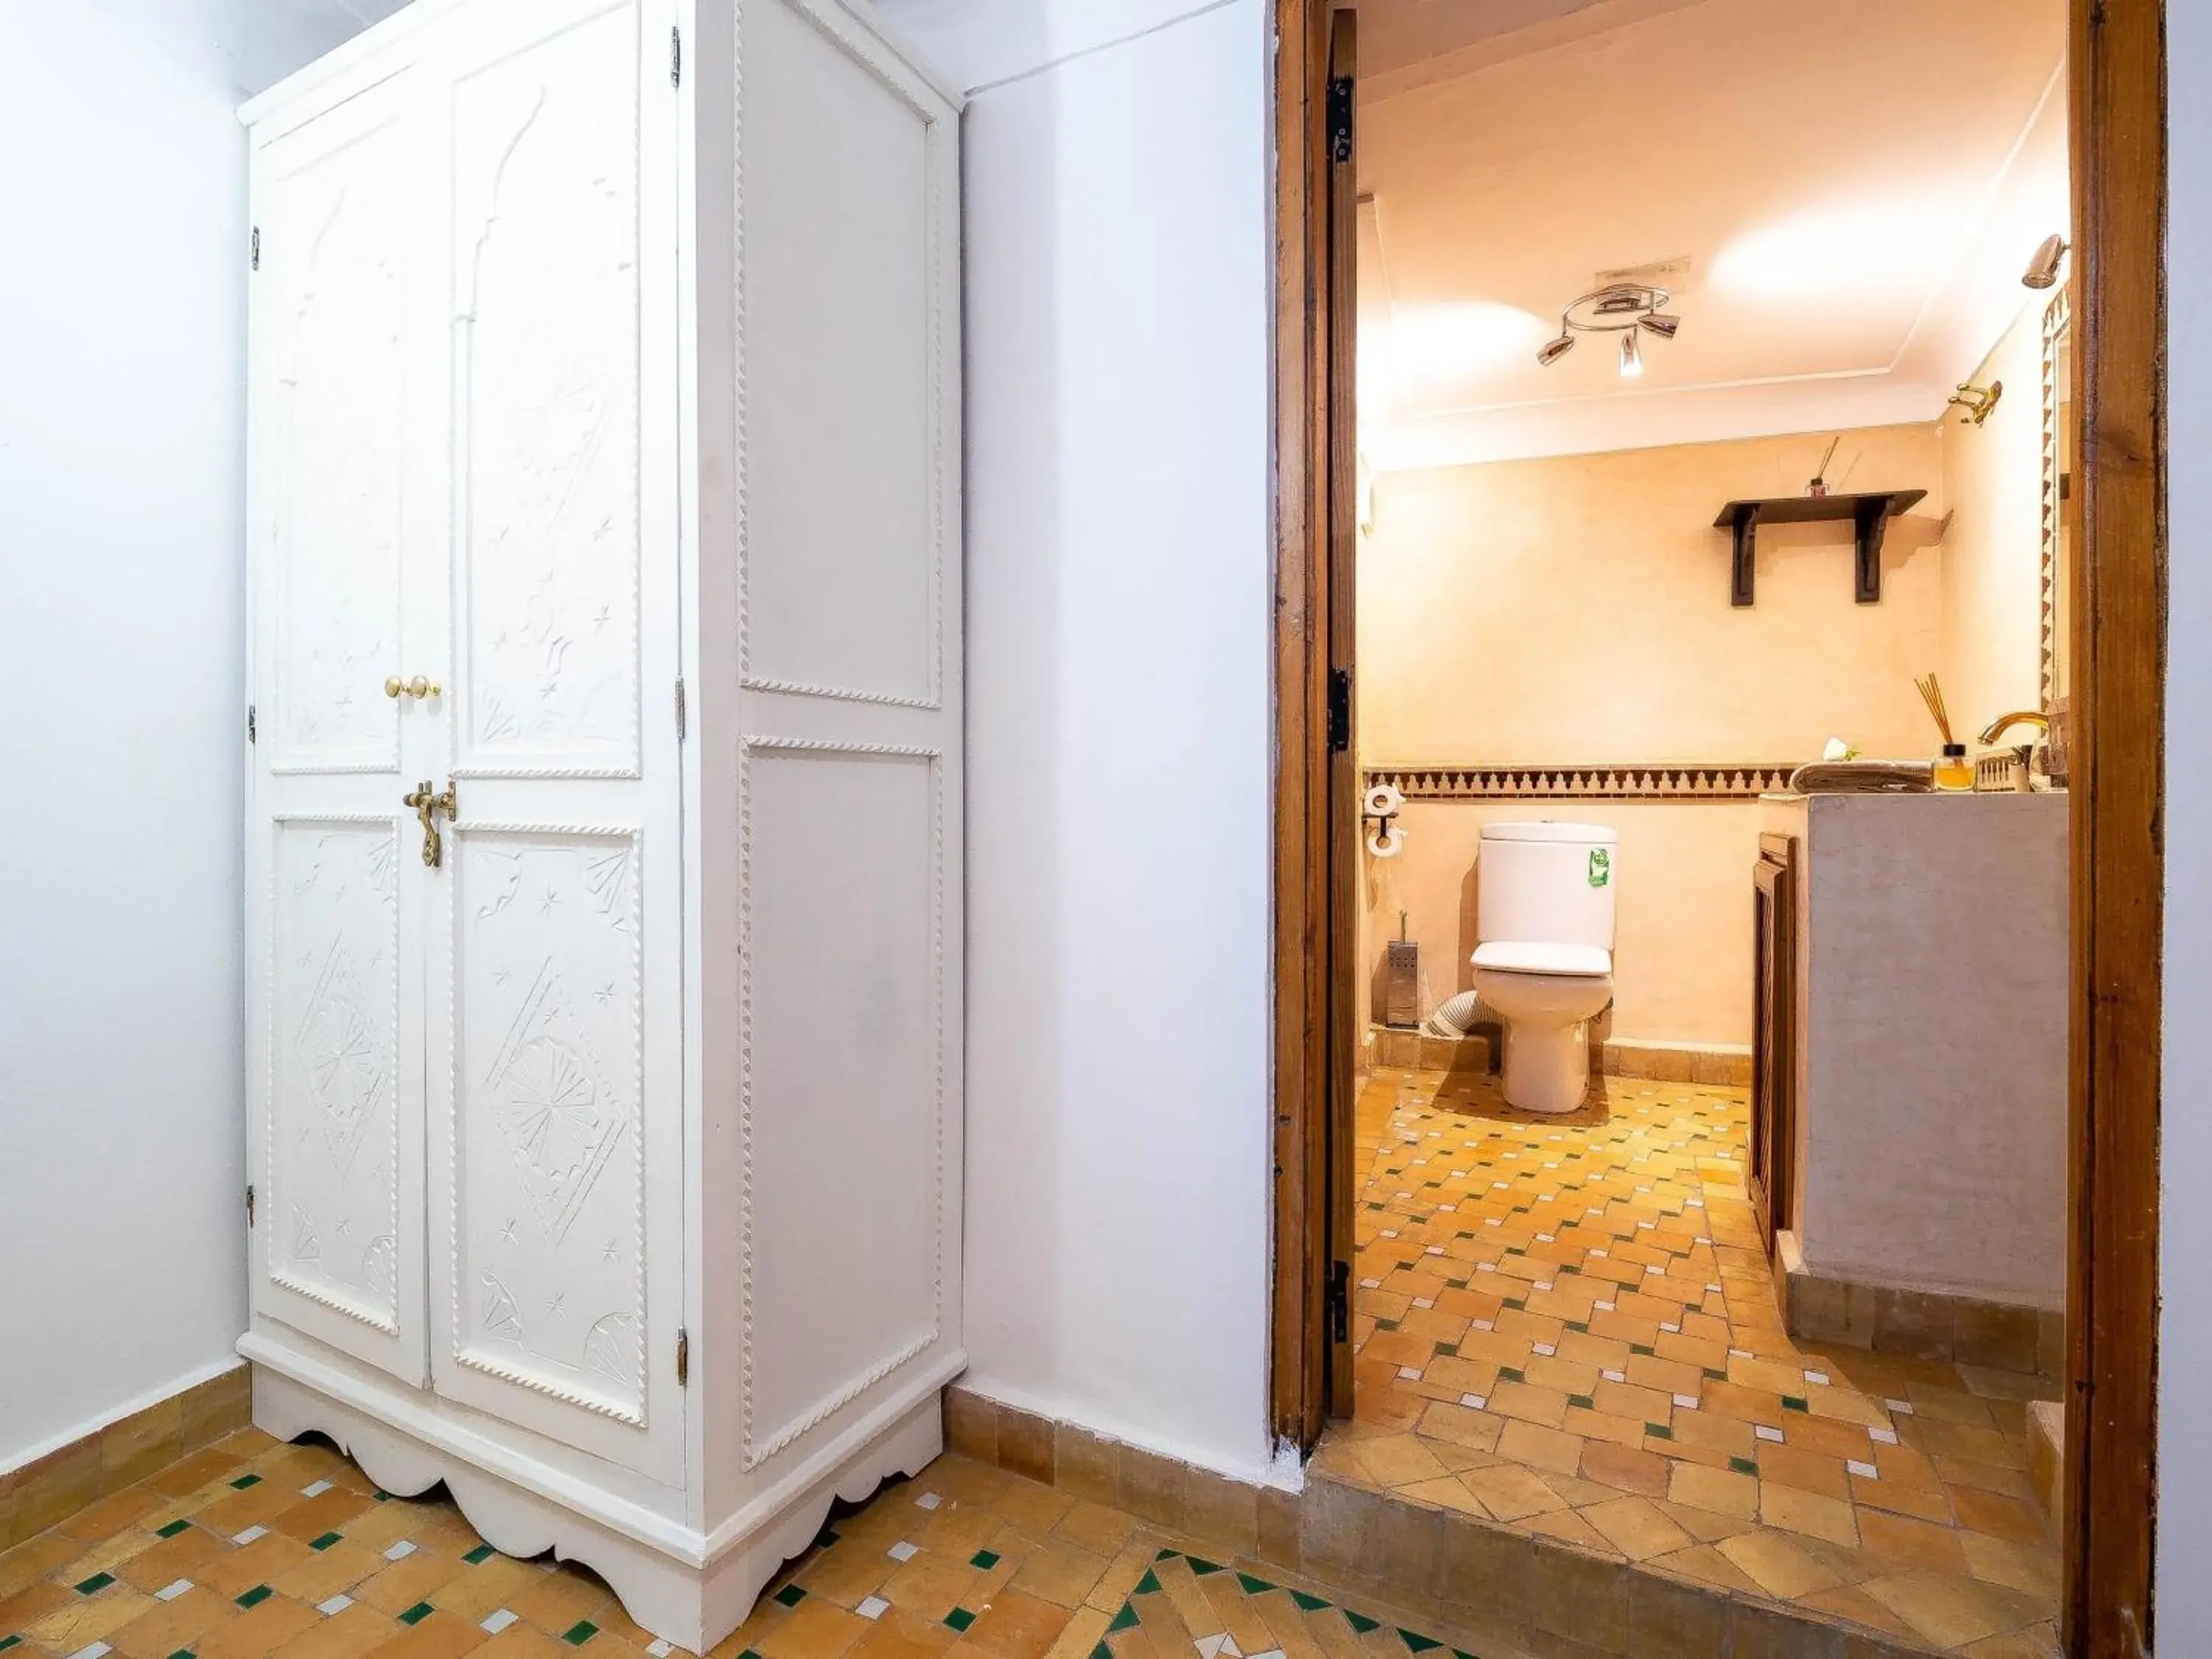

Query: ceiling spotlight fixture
[2022,233,2069,290]
[1534,282,1680,375]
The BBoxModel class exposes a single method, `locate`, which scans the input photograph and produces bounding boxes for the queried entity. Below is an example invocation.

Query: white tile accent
[155,1579,194,1602]
[230,1526,267,1546]
[1848,1460,1880,1479]
[1531,1342,1556,1357]
[1756,1425,1785,1442]
[301,1480,333,1498]
[318,1596,354,1616]
[1804,1370,1830,1385]
[1660,1321,1681,1333]
[1424,1245,1444,1256]
[916,1492,942,1509]
[1595,1300,1615,1312]
[1412,1296,1434,1309]
[857,1597,891,1621]
[888,1540,920,1561]
[1459,1394,1486,1410]
[1871,1427,1900,1444]
[1886,1399,1916,1416]
[1397,1366,1424,1380]
[382,1540,415,1562]
[481,1610,521,1635]
[1359,1278,1380,1290]
[647,1642,676,1657]
[68,1644,112,1659]
[1672,1394,1699,1410]
[1602,1368,1627,1383]
[1470,1319,1494,1332]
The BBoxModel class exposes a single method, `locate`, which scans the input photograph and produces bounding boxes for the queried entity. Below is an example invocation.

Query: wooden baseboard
[0,1365,252,1551]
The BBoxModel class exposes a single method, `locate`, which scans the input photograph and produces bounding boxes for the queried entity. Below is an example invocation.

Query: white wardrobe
[236,0,962,1646]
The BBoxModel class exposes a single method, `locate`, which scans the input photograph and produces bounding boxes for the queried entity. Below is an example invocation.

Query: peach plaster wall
[1356,423,1949,1046]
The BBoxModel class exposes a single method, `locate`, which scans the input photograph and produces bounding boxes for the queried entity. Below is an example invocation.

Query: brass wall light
[1947,381,2003,425]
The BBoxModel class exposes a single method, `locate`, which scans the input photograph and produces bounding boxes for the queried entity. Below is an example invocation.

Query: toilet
[1470,821,1618,1113]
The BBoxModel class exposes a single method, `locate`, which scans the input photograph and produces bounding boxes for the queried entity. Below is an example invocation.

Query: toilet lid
[1472,941,1613,977]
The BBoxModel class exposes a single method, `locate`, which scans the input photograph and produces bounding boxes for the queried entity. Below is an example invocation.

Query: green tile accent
[1153,1548,1179,1562]
[1498,1366,1524,1383]
[1092,1646,1114,1659]
[463,1545,495,1565]
[236,1586,274,1610]
[1631,1343,1656,1357]
[372,1492,392,1502]
[229,1474,262,1490]
[1729,1457,1759,1476]
[1344,1611,1381,1635]
[1645,1422,1674,1441]
[1399,1631,1442,1652]
[561,1621,598,1646]
[398,1603,433,1627]
[1106,1604,1139,1635]
[1434,1343,1458,1358]
[75,1573,116,1596]
[310,1533,343,1552]
[1,1635,22,1652]
[1289,1590,1329,1613]
[1782,1396,1810,1413]
[1705,1367,1729,1382]
[1186,1557,1222,1577]
[1133,1570,1161,1596]
[1503,1298,1526,1311]
[1566,1321,1589,1333]
[157,1520,192,1539]
[1234,1573,1275,1596]
[167,1650,196,1659]
[814,1528,841,1550]
[773,1585,806,1608]
[945,1609,978,1633]
[1568,1394,1595,1410]
[1374,1318,1399,1332]
[971,1551,1001,1571]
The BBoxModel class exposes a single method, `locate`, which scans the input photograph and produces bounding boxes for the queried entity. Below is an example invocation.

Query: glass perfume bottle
[1933,742,1974,791]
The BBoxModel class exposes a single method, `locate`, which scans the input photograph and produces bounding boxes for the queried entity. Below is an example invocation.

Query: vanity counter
[1757,790,2067,1335]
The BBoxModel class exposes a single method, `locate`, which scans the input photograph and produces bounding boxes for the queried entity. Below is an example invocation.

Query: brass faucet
[1977,710,2051,745]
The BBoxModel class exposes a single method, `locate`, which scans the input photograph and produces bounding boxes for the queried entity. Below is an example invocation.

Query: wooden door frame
[1267,0,2167,1646]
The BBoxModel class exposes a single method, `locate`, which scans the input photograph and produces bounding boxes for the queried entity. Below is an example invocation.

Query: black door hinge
[669,25,682,87]
[246,1184,257,1228]
[247,703,257,744]
[675,1327,689,1387]
[251,227,260,271]
[1327,669,1351,752]
[1329,1259,1350,1343]
[1327,75,1353,163]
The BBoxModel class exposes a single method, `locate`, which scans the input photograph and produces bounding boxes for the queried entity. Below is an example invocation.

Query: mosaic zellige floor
[1326,1063,2062,1656]
[0,1432,1518,1659]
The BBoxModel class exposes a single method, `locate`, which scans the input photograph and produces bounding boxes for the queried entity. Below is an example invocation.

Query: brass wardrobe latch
[385,675,442,700]
[403,779,459,867]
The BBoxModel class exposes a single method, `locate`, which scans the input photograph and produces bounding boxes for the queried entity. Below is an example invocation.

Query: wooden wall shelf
[1714,489,1927,607]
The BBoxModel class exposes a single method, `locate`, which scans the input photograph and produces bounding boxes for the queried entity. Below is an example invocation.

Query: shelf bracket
[1853,496,1888,605]
[1728,502,1761,608]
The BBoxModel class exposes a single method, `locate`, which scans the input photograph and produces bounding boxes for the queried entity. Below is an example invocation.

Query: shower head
[2022,233,2068,289]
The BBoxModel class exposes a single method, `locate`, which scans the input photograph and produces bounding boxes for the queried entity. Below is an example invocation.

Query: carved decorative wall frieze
[1365,763,1798,802]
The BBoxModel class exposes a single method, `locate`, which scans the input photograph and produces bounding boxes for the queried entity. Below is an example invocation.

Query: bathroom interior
[1333,0,2075,1650]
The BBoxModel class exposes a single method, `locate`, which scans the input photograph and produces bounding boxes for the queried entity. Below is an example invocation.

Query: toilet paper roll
[1363,782,1406,818]
[1366,824,1405,859]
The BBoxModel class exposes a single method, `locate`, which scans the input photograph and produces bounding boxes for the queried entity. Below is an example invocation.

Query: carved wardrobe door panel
[422,0,687,1485]
[245,69,439,1385]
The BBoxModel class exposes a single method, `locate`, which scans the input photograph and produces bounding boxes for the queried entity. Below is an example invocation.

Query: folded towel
[1786,759,1935,794]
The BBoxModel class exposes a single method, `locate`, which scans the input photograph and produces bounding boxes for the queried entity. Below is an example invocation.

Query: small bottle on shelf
[1933,742,1974,791]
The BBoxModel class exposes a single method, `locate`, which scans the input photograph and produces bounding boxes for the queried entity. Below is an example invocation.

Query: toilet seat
[1472,941,1612,978]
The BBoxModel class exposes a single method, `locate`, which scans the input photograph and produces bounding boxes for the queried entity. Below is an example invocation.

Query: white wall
[878,0,1280,1481]
[0,0,392,1476]
[2162,6,2212,1642]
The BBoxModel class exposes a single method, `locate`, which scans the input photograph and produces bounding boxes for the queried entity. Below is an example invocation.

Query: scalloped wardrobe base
[251,1367,942,1652]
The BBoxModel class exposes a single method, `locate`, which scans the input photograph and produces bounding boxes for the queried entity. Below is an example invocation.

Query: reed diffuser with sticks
[1916,672,1974,790]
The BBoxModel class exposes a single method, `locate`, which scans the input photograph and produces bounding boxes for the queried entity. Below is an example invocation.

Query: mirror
[2041,289,2072,715]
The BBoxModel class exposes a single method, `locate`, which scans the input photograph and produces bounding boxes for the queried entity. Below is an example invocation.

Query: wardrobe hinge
[669,25,682,87]
[1327,669,1351,751]
[675,1328,689,1387]
[674,677,687,740]
[246,1184,257,1228]
[247,703,257,744]
[1328,1259,1349,1342]
[1327,75,1354,164]
[251,226,260,271]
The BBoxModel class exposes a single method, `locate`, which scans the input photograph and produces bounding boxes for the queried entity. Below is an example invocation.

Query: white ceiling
[1354,0,2068,470]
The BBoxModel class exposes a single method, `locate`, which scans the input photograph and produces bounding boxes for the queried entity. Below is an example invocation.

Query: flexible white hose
[1423,989,1481,1038]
